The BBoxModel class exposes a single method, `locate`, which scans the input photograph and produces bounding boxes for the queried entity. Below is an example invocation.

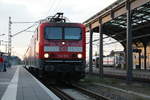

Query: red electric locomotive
[24,13,86,81]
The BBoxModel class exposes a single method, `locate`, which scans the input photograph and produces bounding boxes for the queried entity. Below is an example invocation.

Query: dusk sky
[0,0,123,59]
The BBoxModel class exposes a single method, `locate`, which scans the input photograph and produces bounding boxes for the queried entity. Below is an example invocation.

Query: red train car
[24,13,86,81]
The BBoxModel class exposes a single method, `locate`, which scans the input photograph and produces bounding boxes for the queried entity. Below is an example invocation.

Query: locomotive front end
[39,23,86,80]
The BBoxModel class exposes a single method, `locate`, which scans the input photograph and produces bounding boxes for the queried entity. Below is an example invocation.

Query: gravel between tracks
[78,75,150,100]
[78,83,130,100]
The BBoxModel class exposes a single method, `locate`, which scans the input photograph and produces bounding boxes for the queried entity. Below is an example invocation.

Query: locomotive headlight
[62,42,65,45]
[44,53,49,58]
[77,54,82,59]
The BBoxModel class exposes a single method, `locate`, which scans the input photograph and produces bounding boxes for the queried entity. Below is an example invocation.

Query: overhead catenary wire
[11,23,37,37]
[48,0,60,15]
[12,22,38,24]
[52,0,63,14]
[53,0,63,13]
[47,0,55,15]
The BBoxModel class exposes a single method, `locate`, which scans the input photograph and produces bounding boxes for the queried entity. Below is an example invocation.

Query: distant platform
[0,65,60,100]
[86,67,150,80]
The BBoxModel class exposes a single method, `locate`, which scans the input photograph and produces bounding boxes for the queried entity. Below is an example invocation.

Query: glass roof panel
[136,6,144,10]
[105,1,150,29]
[136,13,144,17]
[143,15,149,19]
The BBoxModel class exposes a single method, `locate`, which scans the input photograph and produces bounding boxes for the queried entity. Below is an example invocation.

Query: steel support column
[138,51,141,70]
[144,44,147,70]
[126,0,133,82]
[99,19,103,78]
[123,48,127,70]
[89,25,93,74]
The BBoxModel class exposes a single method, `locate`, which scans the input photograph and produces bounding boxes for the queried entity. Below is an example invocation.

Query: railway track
[48,83,111,100]
[72,84,111,100]
[49,86,75,100]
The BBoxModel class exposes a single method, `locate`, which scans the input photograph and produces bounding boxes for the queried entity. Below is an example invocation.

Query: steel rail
[49,86,75,100]
[72,84,111,100]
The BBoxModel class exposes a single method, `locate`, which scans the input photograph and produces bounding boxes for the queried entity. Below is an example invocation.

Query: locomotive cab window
[45,27,81,40]
[45,27,62,39]
[64,28,81,40]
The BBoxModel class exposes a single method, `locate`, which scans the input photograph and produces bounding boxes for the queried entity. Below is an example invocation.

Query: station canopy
[84,0,150,46]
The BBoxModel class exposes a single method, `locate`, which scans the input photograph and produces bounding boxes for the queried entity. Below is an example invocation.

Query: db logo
[63,55,69,57]
[60,47,66,51]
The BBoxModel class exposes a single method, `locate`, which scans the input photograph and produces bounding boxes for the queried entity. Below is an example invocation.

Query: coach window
[64,28,81,40]
[45,27,62,39]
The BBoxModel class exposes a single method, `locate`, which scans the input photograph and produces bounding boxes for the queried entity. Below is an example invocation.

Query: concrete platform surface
[0,65,60,100]
[86,67,150,80]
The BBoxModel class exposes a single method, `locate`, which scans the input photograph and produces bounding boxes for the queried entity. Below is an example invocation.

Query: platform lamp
[0,40,8,53]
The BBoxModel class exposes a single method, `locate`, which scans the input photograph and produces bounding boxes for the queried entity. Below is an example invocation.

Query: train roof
[40,22,84,25]
[38,22,85,29]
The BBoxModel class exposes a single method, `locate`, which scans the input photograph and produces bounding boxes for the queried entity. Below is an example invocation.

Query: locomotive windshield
[64,28,81,40]
[45,27,81,40]
[45,27,62,39]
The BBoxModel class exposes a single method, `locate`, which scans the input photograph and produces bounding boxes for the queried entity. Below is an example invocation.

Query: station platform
[0,65,60,100]
[86,67,150,80]
[103,67,150,80]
